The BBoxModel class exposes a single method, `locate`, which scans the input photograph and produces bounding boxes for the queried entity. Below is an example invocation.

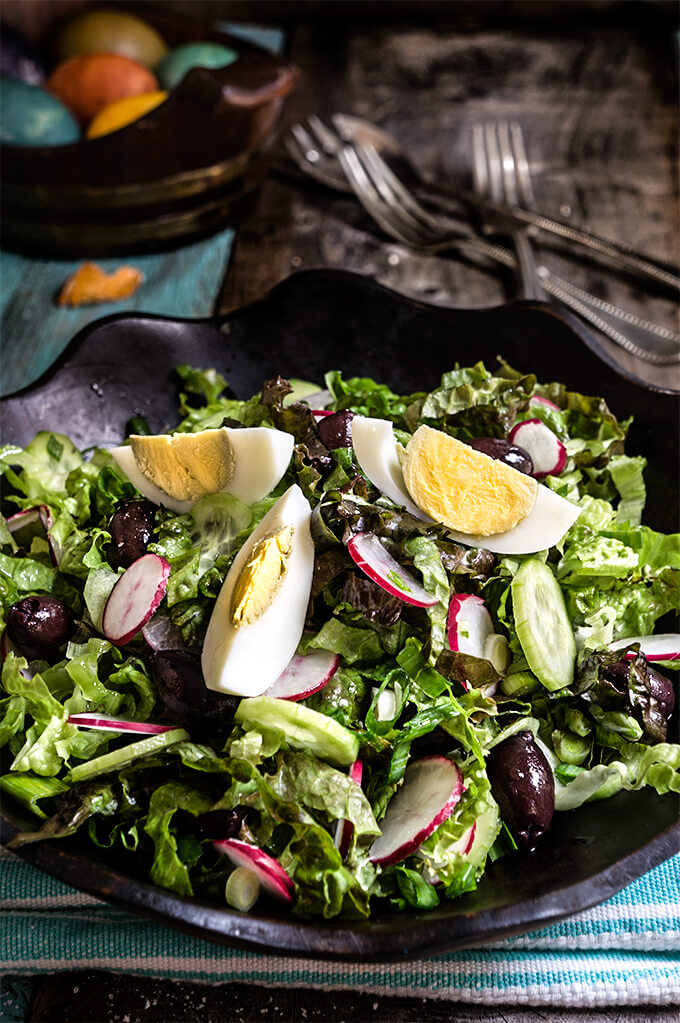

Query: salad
[0,360,678,920]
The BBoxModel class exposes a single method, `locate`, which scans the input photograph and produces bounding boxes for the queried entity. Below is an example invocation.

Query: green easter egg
[0,78,80,145]
[155,42,238,91]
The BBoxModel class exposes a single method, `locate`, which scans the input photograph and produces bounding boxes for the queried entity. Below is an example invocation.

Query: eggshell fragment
[58,262,144,306]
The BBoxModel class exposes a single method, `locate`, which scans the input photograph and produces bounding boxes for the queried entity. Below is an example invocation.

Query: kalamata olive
[108,499,157,568]
[486,731,555,850]
[173,807,254,840]
[6,595,76,662]
[604,659,675,720]
[317,410,355,449]
[152,649,239,741]
[467,437,534,475]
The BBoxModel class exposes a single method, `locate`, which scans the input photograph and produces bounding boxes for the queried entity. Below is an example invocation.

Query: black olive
[604,659,675,720]
[108,499,157,569]
[152,649,239,741]
[6,594,76,662]
[486,731,555,850]
[467,437,534,475]
[317,410,355,449]
[174,807,255,840]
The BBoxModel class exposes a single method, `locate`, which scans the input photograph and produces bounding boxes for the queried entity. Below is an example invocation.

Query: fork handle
[513,228,546,301]
[423,184,680,292]
[437,234,679,365]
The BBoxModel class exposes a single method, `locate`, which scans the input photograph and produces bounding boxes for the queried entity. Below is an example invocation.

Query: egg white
[110,427,294,513]
[201,484,314,697]
[351,416,580,554]
[351,416,430,520]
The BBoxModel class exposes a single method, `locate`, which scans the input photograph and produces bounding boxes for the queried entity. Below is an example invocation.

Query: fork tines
[472,121,534,208]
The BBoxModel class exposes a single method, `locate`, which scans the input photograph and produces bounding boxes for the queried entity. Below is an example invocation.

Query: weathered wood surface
[220,11,679,391]
[24,971,680,1023]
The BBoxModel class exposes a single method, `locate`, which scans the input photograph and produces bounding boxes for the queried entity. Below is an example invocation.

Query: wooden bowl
[1,6,296,255]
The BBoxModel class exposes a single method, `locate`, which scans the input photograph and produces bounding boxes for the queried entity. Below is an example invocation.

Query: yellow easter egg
[86,90,168,138]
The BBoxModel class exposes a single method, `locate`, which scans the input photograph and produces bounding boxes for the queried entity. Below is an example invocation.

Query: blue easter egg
[155,42,238,91]
[0,77,80,145]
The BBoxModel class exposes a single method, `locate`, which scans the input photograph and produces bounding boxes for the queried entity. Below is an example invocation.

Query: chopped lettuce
[1,361,677,922]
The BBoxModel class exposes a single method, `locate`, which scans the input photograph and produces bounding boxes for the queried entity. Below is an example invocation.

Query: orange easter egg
[46,53,158,126]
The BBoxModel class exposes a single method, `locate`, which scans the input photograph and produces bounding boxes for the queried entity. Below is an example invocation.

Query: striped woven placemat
[1,847,678,1009]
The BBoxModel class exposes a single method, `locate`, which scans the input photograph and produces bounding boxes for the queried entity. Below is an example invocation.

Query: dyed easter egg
[51,8,168,67]
[0,23,47,84]
[0,78,80,145]
[155,42,238,90]
[46,53,159,126]
[87,90,168,138]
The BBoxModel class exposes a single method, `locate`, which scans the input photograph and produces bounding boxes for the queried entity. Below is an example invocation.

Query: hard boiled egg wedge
[351,416,430,520]
[352,416,579,555]
[201,484,314,697]
[110,426,294,514]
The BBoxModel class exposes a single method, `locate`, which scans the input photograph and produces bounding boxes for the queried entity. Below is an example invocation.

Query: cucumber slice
[67,727,188,784]
[234,696,359,766]
[511,559,575,691]
[466,800,500,869]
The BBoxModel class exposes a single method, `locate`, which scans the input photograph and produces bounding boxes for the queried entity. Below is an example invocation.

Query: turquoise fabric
[1,847,678,1007]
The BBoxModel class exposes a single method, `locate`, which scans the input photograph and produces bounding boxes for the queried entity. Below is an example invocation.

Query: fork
[471,122,545,301]
[289,117,679,366]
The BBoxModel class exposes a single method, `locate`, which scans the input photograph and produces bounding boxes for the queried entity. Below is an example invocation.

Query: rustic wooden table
[3,2,678,1020]
[219,2,679,393]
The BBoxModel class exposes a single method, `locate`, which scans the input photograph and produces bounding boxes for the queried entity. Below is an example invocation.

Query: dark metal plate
[1,269,678,960]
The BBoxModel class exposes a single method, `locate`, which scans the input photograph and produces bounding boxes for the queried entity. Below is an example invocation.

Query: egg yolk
[401,425,537,535]
[130,429,235,502]
[230,526,295,627]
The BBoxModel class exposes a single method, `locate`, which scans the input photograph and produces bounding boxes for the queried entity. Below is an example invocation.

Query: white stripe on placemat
[2,951,679,1007]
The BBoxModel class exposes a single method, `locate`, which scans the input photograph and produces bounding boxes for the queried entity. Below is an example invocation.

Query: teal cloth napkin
[1,847,678,1009]
[0,233,235,399]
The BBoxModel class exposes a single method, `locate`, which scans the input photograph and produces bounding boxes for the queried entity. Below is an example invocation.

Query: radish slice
[213,838,294,904]
[530,395,561,412]
[264,648,340,701]
[7,506,60,564]
[509,419,567,479]
[102,552,170,646]
[68,713,175,735]
[6,508,42,533]
[334,760,364,858]
[450,821,476,857]
[369,756,464,866]
[447,594,493,658]
[609,634,680,661]
[141,609,185,652]
[311,409,333,420]
[347,532,438,607]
